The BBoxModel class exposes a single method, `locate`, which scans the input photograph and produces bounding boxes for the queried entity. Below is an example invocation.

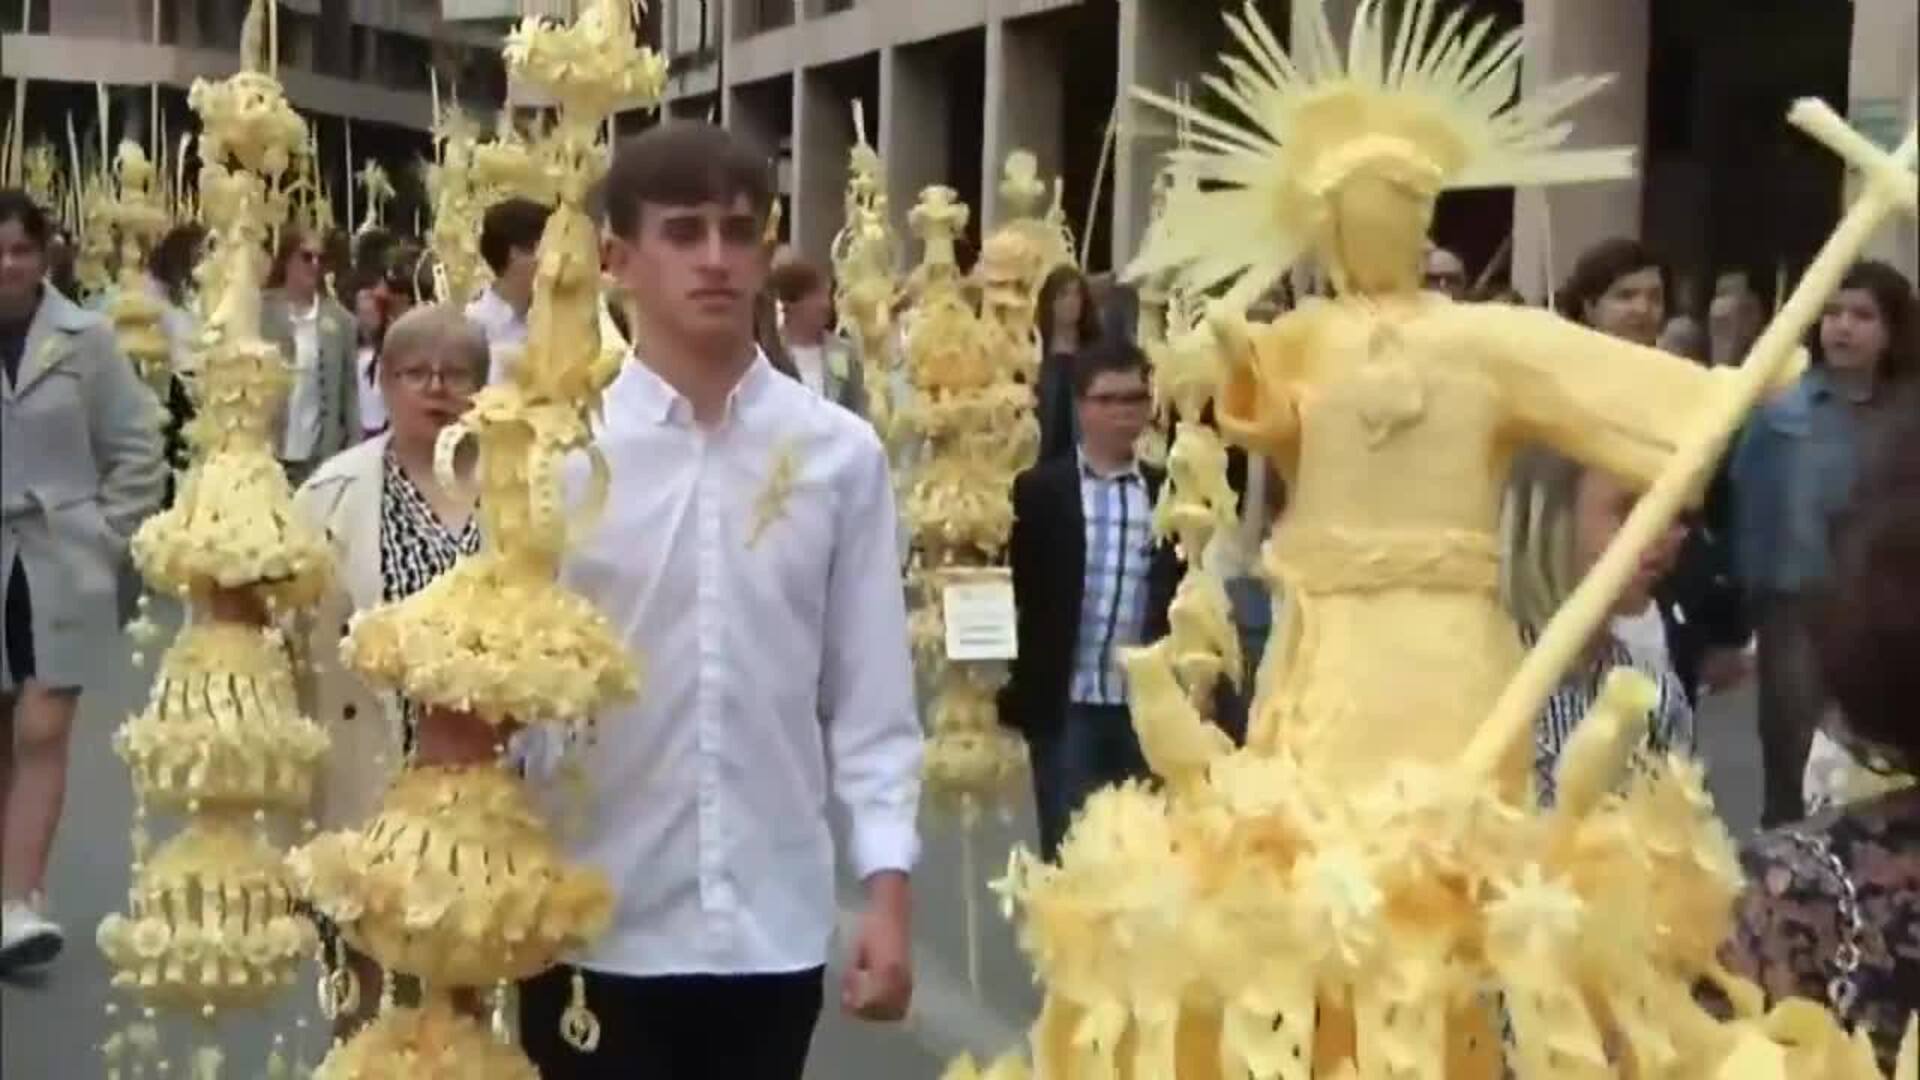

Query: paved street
[2,600,1762,1079]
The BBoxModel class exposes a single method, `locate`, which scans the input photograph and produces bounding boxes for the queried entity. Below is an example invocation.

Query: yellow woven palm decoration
[1129,0,1630,306]
[969,3,1920,1079]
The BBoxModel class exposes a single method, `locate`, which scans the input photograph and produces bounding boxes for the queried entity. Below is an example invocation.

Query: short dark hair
[1815,388,1920,768]
[0,187,52,250]
[1557,237,1668,324]
[1071,338,1149,399]
[1818,259,1916,383]
[148,223,207,305]
[767,258,828,305]
[479,197,551,276]
[601,122,775,241]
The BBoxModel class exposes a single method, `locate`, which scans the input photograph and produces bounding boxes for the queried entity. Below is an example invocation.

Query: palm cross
[1470,95,1917,779]
[356,160,394,233]
[909,186,970,271]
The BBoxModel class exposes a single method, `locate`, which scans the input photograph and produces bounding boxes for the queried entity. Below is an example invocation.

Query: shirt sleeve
[821,431,924,879]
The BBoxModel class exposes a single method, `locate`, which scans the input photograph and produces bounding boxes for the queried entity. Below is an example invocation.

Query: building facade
[1,0,550,230]
[2,0,519,131]
[660,0,1917,293]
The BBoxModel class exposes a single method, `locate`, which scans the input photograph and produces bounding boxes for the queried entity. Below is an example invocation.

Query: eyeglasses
[1084,390,1152,406]
[389,364,481,392]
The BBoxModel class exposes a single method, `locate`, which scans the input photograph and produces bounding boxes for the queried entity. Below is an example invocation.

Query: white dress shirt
[354,344,387,435]
[552,350,923,977]
[1611,601,1673,676]
[465,287,526,386]
[789,342,827,397]
[279,297,324,461]
[142,275,197,375]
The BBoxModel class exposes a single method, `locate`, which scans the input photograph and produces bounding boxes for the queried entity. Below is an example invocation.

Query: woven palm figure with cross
[960,2,1920,1078]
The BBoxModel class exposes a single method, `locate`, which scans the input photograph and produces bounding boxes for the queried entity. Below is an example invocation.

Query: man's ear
[604,232,636,279]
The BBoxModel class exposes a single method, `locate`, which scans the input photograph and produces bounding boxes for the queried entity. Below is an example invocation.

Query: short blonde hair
[378,303,489,383]
[1499,448,1584,631]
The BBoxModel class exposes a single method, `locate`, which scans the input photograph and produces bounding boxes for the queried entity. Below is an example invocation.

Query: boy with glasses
[1001,340,1183,859]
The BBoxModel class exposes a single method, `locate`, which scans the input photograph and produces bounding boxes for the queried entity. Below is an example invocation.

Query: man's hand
[841,870,912,1022]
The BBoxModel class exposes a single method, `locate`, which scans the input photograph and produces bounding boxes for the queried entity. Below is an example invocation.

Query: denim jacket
[1730,369,1872,594]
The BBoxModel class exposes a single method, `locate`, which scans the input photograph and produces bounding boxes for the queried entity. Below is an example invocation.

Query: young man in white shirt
[466,196,548,384]
[518,122,922,1078]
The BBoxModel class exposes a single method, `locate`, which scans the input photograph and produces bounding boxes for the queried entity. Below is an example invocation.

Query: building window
[384,31,434,91]
[739,0,793,37]
[152,0,181,45]
[314,0,353,78]
[196,0,240,49]
[277,9,316,71]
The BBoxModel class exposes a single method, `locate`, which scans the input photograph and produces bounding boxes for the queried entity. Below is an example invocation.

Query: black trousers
[520,965,824,1080]
[1754,590,1827,827]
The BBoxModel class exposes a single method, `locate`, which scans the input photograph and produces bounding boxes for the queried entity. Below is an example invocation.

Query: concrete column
[981,15,1063,232]
[1512,0,1649,302]
[793,67,852,265]
[1111,0,1212,270]
[880,43,950,269]
[718,0,737,125]
[1846,0,1917,277]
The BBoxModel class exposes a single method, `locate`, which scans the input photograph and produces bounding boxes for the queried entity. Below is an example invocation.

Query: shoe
[0,897,64,972]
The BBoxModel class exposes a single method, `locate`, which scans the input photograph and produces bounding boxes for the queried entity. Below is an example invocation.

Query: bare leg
[0,683,78,901]
[0,692,15,864]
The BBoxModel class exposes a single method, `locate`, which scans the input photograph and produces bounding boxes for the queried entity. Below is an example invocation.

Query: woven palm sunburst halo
[1127,0,1632,306]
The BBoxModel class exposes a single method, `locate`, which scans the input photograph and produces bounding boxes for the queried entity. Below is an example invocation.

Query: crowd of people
[0,115,1915,1072]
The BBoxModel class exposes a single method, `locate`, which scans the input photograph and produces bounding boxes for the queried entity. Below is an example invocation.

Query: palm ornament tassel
[97,6,333,1075]
[829,102,904,451]
[104,140,177,401]
[286,1,663,1075]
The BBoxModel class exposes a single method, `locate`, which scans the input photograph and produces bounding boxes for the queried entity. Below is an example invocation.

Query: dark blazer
[1000,455,1183,741]
[1655,459,1751,705]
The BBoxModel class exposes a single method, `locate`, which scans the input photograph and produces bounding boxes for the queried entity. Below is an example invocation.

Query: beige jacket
[291,435,397,830]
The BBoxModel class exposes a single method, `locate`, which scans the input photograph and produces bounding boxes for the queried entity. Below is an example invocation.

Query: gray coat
[261,290,358,468]
[1,288,167,691]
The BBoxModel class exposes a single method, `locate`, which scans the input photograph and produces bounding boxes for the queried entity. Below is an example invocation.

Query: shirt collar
[482,287,522,324]
[1077,448,1142,482]
[1806,365,1878,405]
[609,345,777,430]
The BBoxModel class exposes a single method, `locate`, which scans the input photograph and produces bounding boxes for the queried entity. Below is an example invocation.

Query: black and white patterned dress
[1523,625,1696,807]
[378,449,481,753]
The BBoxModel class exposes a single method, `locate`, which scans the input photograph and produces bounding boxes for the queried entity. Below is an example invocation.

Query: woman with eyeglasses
[264,226,359,485]
[290,304,485,1037]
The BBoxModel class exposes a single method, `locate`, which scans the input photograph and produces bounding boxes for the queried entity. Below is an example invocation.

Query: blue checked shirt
[1070,453,1155,705]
